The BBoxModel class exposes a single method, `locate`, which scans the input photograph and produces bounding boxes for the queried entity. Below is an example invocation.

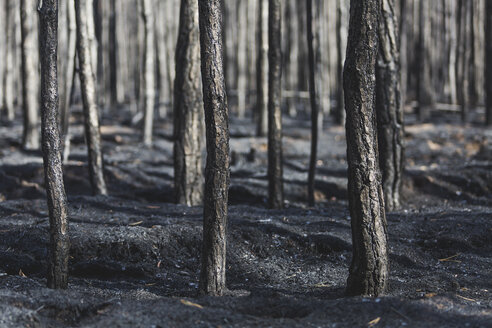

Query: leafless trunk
[75,0,108,196]
[335,0,346,125]
[173,0,204,206]
[256,0,268,136]
[486,0,492,125]
[38,0,70,289]
[2,0,16,121]
[376,0,404,211]
[236,0,248,118]
[307,0,320,206]
[416,0,434,121]
[60,0,77,162]
[20,0,39,150]
[268,0,284,209]
[141,0,155,146]
[344,0,389,297]
[198,0,230,296]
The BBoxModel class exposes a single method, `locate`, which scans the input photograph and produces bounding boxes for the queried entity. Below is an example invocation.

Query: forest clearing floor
[0,108,490,327]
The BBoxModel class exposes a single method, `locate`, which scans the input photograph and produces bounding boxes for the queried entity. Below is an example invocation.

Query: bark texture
[198,0,230,296]
[174,0,204,206]
[344,0,389,297]
[21,0,40,150]
[307,0,319,206]
[38,0,70,289]
[2,0,16,121]
[75,0,108,196]
[416,0,433,121]
[141,0,156,146]
[267,0,284,209]
[485,0,492,126]
[376,0,404,211]
[256,0,268,136]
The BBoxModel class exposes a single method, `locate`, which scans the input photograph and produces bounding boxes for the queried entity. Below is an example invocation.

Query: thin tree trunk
[60,0,77,162]
[376,0,404,212]
[256,0,268,136]
[2,0,16,121]
[236,0,248,118]
[486,0,492,125]
[268,0,283,209]
[38,0,70,289]
[307,0,319,206]
[335,0,346,125]
[75,0,108,196]
[109,0,118,105]
[141,0,155,146]
[344,0,389,297]
[198,0,230,296]
[174,0,204,206]
[416,0,433,121]
[21,0,40,150]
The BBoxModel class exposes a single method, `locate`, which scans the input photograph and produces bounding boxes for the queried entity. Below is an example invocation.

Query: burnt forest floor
[0,105,491,327]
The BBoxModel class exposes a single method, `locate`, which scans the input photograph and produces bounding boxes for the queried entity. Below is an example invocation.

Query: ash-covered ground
[0,107,490,327]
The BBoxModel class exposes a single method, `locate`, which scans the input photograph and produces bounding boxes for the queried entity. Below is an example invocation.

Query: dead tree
[38,0,70,289]
[141,0,155,146]
[20,0,40,150]
[344,0,389,296]
[2,0,16,121]
[75,0,108,196]
[487,0,492,126]
[256,0,268,136]
[416,0,433,121]
[268,0,284,209]
[60,0,76,162]
[307,0,320,206]
[376,0,404,211]
[174,0,204,206]
[198,0,230,296]
[335,0,346,125]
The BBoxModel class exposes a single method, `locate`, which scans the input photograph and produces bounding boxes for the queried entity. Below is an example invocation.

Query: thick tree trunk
[268,0,283,209]
[141,0,155,146]
[38,0,70,289]
[344,0,389,297]
[60,0,77,162]
[198,0,230,296]
[20,0,40,150]
[376,0,404,212]
[487,0,492,126]
[307,0,320,206]
[256,0,268,136]
[173,0,204,206]
[75,0,108,196]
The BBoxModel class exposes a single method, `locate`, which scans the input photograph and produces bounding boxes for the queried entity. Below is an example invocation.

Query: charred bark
[416,0,433,121]
[38,0,70,289]
[21,0,40,150]
[376,0,404,211]
[174,0,204,206]
[75,0,108,196]
[267,0,284,209]
[344,0,389,297]
[198,0,230,296]
[335,0,346,125]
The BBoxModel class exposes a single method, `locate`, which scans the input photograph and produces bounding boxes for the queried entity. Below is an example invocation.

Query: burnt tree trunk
[376,0,404,211]
[60,0,76,162]
[141,0,155,146]
[173,0,204,206]
[344,0,389,297]
[256,0,268,136]
[21,0,40,150]
[487,0,492,126]
[268,0,284,209]
[335,0,346,125]
[416,0,433,121]
[75,0,107,196]
[307,0,319,206]
[2,0,16,121]
[198,0,230,296]
[38,0,70,289]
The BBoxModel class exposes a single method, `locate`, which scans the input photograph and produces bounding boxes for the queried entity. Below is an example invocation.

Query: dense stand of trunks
[0,0,488,297]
